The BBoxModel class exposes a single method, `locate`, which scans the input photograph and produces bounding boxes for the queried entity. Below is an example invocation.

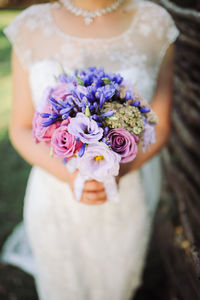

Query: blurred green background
[0,10,31,251]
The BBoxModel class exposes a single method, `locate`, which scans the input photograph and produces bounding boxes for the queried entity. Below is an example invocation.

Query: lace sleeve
[3,4,51,71]
[134,1,179,75]
[3,7,32,70]
[126,0,180,49]
[149,2,180,60]
[154,3,180,60]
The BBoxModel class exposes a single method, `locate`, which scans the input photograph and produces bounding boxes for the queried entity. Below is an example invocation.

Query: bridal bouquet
[33,67,158,201]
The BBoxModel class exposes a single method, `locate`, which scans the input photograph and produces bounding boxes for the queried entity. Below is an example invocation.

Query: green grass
[0,10,20,133]
[0,10,31,249]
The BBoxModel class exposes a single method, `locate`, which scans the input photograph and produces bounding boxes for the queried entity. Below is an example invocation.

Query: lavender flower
[58,73,68,83]
[100,110,114,117]
[131,100,140,107]
[142,118,156,151]
[95,83,118,108]
[77,142,121,181]
[67,113,103,144]
[140,107,151,113]
[124,90,133,101]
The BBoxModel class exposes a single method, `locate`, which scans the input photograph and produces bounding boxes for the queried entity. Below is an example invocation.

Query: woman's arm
[10,51,75,183]
[119,44,175,177]
[10,51,107,204]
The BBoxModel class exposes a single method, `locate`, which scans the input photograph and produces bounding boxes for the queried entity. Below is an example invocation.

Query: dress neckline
[48,1,142,42]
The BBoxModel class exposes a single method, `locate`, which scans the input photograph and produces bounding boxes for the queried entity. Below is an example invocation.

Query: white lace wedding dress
[1,1,179,299]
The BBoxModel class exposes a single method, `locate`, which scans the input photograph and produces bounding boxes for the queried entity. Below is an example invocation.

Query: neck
[71,0,118,11]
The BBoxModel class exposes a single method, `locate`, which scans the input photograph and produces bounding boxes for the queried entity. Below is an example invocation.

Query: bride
[2,0,179,299]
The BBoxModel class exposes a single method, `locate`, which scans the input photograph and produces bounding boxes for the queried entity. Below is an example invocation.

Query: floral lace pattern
[4,1,179,88]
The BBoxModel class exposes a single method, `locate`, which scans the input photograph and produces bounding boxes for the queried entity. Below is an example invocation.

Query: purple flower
[58,73,68,83]
[140,107,151,113]
[51,82,74,101]
[77,142,121,181]
[78,143,86,157]
[124,89,133,101]
[101,110,114,118]
[77,67,105,86]
[106,72,123,85]
[107,128,138,163]
[95,83,118,107]
[142,119,156,151]
[131,100,140,107]
[69,86,89,113]
[68,113,103,144]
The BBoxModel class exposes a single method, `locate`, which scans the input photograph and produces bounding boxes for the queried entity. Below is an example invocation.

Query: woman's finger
[80,198,106,205]
[84,180,105,192]
[84,190,107,201]
[80,191,107,205]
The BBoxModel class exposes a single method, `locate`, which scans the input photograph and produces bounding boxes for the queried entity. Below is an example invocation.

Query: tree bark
[153,0,200,299]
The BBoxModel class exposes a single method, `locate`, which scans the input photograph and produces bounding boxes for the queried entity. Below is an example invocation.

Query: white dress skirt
[24,166,150,300]
[1,1,179,299]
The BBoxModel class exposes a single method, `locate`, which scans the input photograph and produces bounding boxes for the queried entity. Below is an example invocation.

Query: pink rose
[107,128,138,163]
[32,104,60,144]
[51,119,82,158]
[37,86,53,113]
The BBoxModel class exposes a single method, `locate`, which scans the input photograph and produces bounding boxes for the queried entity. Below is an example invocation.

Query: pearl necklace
[60,0,124,25]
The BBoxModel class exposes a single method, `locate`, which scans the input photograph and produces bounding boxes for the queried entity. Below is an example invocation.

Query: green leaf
[76,76,84,86]
[54,75,58,82]
[102,77,111,85]
[85,105,91,117]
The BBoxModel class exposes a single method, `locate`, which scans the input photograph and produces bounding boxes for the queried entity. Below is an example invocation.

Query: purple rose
[107,128,138,163]
[68,113,103,144]
[51,118,82,158]
[77,142,121,181]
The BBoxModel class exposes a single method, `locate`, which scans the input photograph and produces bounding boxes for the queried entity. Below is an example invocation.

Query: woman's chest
[30,39,157,109]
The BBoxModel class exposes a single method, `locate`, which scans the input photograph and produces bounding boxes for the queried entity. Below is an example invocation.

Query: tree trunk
[153,0,200,299]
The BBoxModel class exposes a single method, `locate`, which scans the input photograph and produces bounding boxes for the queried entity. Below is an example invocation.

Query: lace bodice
[4,0,179,104]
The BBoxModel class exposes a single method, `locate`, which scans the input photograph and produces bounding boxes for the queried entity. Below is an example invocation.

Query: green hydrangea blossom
[101,102,144,136]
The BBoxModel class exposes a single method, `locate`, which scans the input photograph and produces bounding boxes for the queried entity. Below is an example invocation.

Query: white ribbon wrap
[66,158,120,202]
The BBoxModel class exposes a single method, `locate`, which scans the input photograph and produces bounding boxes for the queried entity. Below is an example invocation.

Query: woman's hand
[68,172,107,205]
[80,180,107,205]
